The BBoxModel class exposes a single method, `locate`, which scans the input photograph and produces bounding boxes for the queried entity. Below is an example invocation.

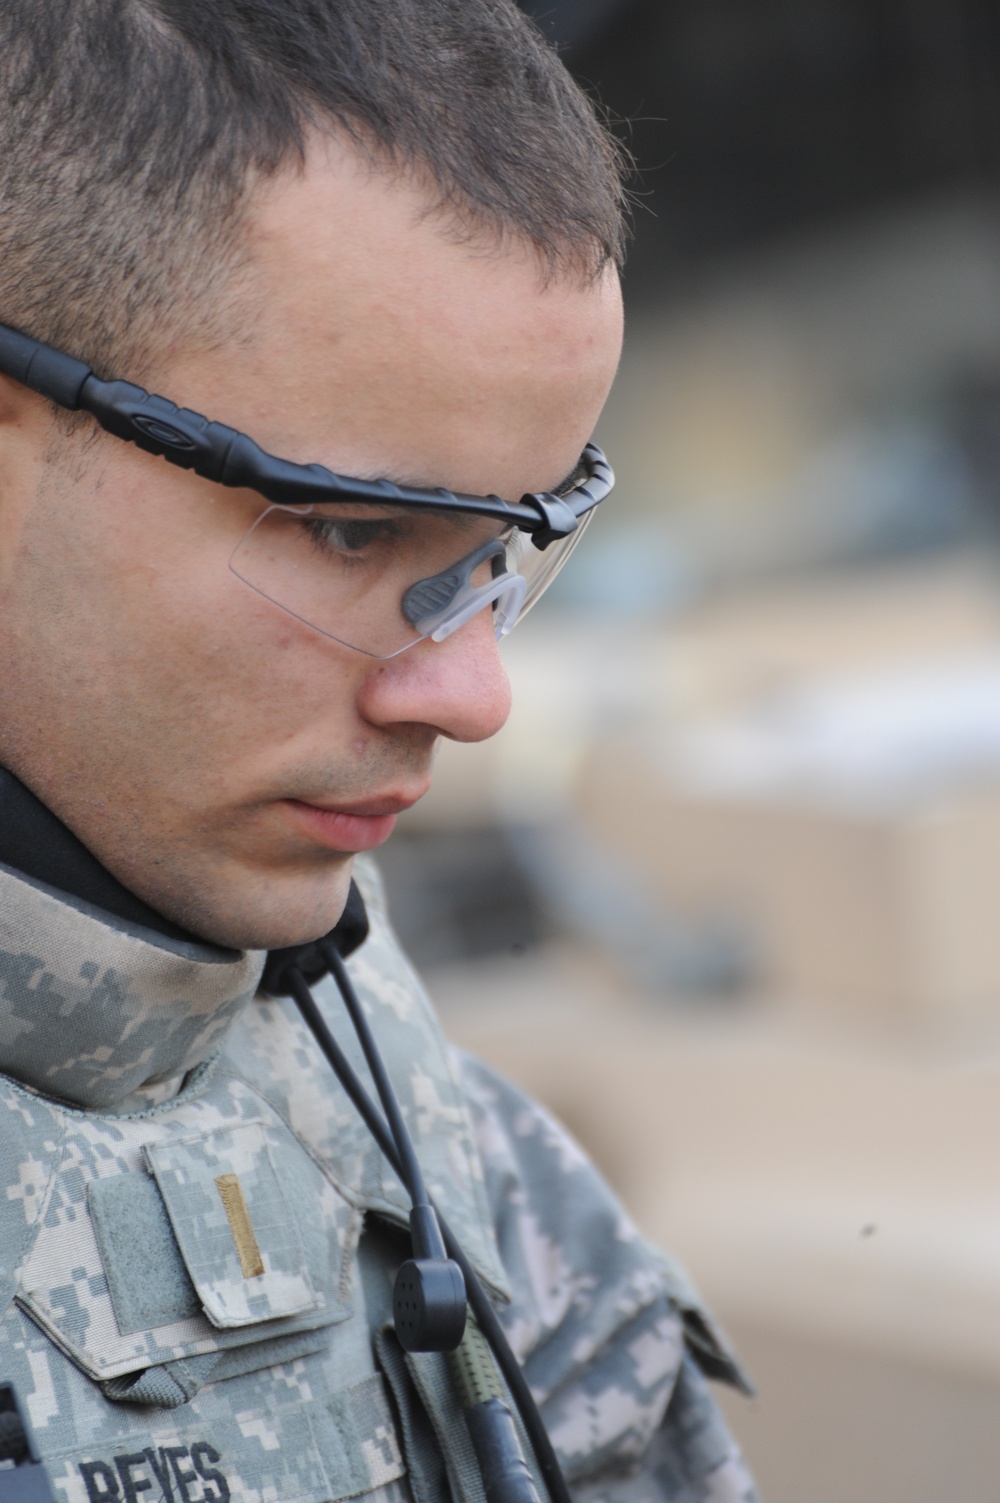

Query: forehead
[206,137,623,498]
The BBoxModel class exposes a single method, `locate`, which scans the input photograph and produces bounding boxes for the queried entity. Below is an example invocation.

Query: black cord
[284,965,574,1503]
[319,942,432,1212]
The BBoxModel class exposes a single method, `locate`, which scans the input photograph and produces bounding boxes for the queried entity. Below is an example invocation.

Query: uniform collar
[0,768,264,1109]
[0,861,265,1109]
[0,776,511,1297]
[0,768,200,944]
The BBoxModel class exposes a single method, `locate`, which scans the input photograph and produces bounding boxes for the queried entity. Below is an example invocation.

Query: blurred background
[380,4,1000,1498]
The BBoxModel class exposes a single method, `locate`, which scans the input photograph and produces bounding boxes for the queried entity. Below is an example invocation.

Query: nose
[357,607,512,743]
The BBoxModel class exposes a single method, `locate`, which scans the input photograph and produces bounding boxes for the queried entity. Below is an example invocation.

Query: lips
[282,793,421,852]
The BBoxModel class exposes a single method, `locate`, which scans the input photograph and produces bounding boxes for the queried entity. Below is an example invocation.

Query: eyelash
[297,511,521,576]
[303,515,405,560]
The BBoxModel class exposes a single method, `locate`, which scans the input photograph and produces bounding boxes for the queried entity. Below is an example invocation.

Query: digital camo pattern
[228,860,511,1300]
[144,1125,321,1326]
[0,863,263,1109]
[569,1358,757,1503]
[0,1039,408,1502]
[0,853,756,1502]
[453,1053,758,1502]
[16,1090,359,1382]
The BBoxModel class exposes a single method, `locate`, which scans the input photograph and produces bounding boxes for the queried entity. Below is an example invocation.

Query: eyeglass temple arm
[0,322,610,544]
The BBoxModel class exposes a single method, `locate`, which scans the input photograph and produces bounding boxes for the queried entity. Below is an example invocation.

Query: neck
[0,768,199,944]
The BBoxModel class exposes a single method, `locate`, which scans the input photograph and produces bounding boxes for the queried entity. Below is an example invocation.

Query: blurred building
[525,0,1000,294]
[381,8,1000,1500]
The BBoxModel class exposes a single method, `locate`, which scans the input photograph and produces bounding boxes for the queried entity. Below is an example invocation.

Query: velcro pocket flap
[89,1170,200,1334]
[144,1123,323,1327]
[18,1116,359,1383]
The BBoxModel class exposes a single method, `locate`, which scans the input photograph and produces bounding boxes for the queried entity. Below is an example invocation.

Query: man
[0,2,756,1500]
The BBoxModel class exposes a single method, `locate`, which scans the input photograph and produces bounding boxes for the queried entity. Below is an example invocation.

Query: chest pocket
[17,1120,362,1404]
[41,1373,409,1503]
[143,1124,322,1327]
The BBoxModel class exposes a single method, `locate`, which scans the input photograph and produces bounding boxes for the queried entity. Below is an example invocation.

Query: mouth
[281,792,424,853]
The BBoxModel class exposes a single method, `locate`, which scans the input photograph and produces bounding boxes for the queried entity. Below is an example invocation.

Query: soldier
[0,2,757,1500]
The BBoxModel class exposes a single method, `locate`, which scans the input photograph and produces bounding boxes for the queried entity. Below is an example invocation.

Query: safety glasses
[0,322,614,656]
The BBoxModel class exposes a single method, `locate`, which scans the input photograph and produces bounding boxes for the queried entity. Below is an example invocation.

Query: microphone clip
[393,1204,466,1353]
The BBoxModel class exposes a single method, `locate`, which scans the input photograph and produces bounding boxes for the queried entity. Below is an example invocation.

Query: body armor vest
[0,853,511,1503]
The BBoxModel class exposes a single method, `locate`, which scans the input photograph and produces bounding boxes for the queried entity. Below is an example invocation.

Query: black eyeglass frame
[0,322,613,549]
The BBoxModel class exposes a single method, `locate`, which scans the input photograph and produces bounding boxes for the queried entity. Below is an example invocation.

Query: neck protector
[0,768,198,943]
[0,862,264,1110]
[0,769,264,1109]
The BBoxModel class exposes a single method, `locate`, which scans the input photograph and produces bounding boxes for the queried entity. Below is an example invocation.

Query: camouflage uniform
[0,852,758,1503]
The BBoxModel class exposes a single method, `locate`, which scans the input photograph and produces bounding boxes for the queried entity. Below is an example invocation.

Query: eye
[306,515,403,555]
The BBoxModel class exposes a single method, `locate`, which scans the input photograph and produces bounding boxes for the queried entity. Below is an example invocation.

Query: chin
[171,867,358,953]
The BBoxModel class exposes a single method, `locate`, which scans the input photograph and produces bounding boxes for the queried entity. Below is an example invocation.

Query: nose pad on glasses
[402,539,526,641]
[427,573,527,642]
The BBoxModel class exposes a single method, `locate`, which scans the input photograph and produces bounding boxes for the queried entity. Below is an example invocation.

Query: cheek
[25,496,238,702]
[0,460,355,783]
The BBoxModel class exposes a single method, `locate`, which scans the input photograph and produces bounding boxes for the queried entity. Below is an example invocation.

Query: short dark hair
[0,0,626,380]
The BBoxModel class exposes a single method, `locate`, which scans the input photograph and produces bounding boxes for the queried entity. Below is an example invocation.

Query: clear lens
[515,508,595,621]
[229,501,590,658]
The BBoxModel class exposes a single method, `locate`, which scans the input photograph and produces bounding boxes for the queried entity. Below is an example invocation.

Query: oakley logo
[131,414,198,451]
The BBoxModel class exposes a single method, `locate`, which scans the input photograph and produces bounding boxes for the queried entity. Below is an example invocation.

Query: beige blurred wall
[394,195,1000,1501]
[432,946,1000,1503]
[410,560,1000,1502]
